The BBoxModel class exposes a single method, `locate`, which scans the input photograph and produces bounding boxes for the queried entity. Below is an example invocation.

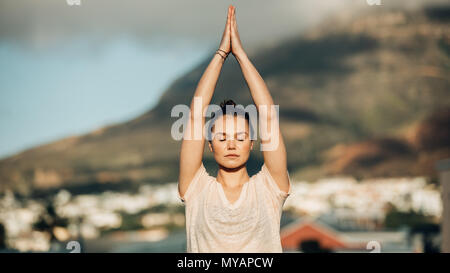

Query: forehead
[212,114,248,132]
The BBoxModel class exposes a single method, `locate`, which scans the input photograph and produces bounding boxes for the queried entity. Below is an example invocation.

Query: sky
[0,0,442,159]
[0,38,210,159]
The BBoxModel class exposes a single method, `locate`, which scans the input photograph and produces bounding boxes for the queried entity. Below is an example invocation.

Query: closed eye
[215,133,226,141]
[236,132,247,141]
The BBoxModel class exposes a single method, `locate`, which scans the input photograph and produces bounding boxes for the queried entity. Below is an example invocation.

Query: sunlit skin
[208,114,254,178]
[205,114,254,203]
[179,5,290,206]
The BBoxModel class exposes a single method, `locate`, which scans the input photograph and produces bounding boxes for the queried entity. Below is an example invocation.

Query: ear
[208,141,213,152]
[250,140,254,150]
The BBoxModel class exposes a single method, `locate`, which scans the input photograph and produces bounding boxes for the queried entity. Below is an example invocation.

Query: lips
[225,154,239,157]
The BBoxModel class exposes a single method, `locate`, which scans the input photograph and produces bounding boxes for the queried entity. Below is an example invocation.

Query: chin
[218,160,246,169]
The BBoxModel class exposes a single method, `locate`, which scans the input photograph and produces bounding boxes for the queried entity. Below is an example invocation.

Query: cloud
[0,0,356,51]
[0,0,446,51]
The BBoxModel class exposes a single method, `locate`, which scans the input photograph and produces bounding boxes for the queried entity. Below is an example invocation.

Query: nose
[227,139,236,150]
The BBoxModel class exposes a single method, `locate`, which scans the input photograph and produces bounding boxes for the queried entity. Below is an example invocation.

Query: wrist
[216,48,230,60]
[234,51,248,62]
[218,47,230,54]
[214,50,227,62]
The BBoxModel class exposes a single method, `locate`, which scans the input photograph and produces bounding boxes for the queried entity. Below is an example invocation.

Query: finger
[228,9,232,30]
[227,10,232,33]
[225,7,231,31]
[230,7,235,28]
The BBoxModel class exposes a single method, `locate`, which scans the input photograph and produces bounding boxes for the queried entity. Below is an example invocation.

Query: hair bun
[220,99,236,109]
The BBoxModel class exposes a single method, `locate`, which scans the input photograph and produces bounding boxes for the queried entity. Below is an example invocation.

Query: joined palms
[219,5,245,58]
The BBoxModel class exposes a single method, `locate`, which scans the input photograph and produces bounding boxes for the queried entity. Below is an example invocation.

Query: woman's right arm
[178,6,233,198]
[178,53,225,197]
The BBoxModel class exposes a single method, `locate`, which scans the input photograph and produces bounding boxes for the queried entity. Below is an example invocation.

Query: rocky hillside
[1,5,449,196]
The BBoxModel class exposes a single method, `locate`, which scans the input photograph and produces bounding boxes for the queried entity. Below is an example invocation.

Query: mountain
[1,5,449,196]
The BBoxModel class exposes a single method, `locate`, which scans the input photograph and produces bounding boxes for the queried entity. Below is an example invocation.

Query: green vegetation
[384,206,436,230]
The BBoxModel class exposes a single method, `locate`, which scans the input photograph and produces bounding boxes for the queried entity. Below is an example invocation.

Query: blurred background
[0,0,449,253]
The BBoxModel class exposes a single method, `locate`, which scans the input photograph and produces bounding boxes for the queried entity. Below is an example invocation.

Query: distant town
[0,174,442,252]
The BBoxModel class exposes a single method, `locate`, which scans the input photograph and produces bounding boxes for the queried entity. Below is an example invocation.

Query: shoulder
[253,163,292,199]
[178,163,214,203]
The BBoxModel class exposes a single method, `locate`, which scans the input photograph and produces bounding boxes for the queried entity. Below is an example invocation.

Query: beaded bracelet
[215,51,225,60]
[215,49,229,60]
[217,48,230,56]
[215,50,226,60]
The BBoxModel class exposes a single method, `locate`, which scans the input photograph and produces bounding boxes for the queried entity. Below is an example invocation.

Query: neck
[216,164,250,189]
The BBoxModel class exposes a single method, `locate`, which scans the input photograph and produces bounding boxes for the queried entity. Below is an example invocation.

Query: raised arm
[230,6,290,194]
[178,5,233,199]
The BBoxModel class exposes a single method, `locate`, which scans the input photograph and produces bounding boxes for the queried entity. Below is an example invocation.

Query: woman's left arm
[230,6,290,194]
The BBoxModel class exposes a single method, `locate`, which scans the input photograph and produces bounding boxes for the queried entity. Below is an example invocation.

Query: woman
[178,5,291,253]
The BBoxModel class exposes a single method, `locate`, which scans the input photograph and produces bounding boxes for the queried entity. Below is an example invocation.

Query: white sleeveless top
[178,163,292,253]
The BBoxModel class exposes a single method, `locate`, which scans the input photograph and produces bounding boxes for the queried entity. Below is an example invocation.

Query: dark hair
[207,99,255,142]
[219,99,251,121]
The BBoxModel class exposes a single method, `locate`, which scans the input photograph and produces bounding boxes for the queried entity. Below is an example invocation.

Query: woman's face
[208,114,253,169]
